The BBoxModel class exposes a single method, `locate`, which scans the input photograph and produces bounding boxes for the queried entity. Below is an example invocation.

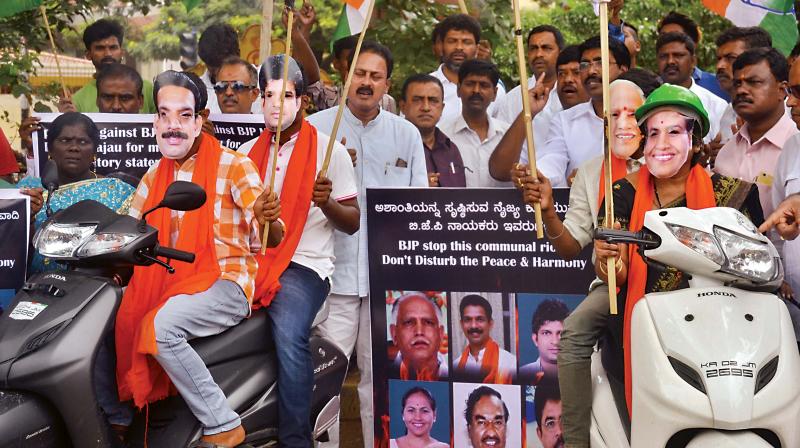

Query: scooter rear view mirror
[139,181,207,232]
[42,160,59,217]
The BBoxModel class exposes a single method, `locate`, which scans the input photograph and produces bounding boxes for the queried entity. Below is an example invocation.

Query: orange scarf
[399,360,438,381]
[622,164,715,416]
[115,134,223,408]
[457,339,512,384]
[597,155,629,210]
[247,120,318,309]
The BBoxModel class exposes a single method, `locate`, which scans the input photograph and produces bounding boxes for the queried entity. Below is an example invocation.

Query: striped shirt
[128,148,264,302]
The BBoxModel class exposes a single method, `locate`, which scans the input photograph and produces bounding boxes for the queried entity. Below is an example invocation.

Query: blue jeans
[267,263,330,448]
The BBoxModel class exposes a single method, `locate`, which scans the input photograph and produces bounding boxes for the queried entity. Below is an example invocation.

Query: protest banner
[31,113,265,179]
[367,187,594,448]
[0,190,30,315]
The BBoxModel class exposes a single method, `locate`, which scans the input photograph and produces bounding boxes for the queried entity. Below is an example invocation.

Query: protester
[790,41,800,67]
[534,377,565,448]
[307,41,427,448]
[238,54,360,447]
[622,22,641,68]
[656,32,727,143]
[465,386,510,448]
[714,47,795,218]
[400,73,467,187]
[657,11,727,100]
[438,60,511,187]
[59,19,155,113]
[198,23,258,114]
[595,84,763,424]
[213,56,260,114]
[430,14,507,122]
[0,129,19,186]
[519,298,569,381]
[489,44,587,183]
[96,63,145,113]
[17,112,135,273]
[390,387,448,448]
[389,293,448,380]
[110,70,280,447]
[454,294,516,383]
[535,35,630,187]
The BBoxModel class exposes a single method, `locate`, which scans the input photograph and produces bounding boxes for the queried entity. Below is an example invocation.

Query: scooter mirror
[42,160,59,217]
[160,181,206,211]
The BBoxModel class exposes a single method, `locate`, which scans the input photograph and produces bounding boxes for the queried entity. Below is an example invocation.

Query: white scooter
[589,207,800,448]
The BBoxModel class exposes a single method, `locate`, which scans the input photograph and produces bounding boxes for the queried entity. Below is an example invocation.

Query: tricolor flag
[702,0,798,55]
[0,0,42,18]
[332,0,372,44]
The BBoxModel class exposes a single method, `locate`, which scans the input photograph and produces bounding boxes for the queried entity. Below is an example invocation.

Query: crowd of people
[2,2,800,448]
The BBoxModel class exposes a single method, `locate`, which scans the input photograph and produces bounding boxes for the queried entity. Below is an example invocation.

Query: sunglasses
[787,85,800,99]
[213,80,257,93]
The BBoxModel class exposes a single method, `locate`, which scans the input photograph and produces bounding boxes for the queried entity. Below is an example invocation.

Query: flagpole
[39,5,68,98]
[319,0,376,177]
[260,0,274,62]
[261,2,294,255]
[599,0,618,315]
[457,0,469,14]
[512,0,544,239]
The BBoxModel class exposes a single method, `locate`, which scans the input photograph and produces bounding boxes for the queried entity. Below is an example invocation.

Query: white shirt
[430,64,507,124]
[537,101,604,187]
[201,70,262,115]
[688,79,727,143]
[496,77,564,165]
[307,106,428,296]
[457,344,517,380]
[238,126,358,281]
[773,134,800,293]
[439,114,512,187]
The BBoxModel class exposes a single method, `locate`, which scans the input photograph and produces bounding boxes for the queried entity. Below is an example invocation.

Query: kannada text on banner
[367,187,594,448]
[0,190,30,314]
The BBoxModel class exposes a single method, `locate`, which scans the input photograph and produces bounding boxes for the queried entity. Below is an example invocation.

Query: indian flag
[703,0,798,55]
[0,0,42,18]
[332,0,371,44]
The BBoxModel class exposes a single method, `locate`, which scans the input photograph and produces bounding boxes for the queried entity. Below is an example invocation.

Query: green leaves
[0,0,42,19]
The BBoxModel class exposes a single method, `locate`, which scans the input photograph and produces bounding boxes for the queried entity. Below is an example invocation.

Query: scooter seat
[190,308,274,366]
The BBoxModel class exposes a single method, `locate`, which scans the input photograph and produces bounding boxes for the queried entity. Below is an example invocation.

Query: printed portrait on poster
[385,291,449,381]
[525,377,564,448]
[453,382,521,448]
[449,292,516,384]
[388,380,451,448]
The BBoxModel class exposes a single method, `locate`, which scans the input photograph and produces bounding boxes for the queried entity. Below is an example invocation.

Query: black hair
[457,59,500,86]
[431,20,444,44]
[438,14,481,43]
[96,63,143,96]
[401,73,444,101]
[333,35,358,60]
[528,25,565,50]
[622,22,639,42]
[715,26,772,50]
[219,55,258,85]
[183,71,209,110]
[556,45,581,68]
[733,46,789,82]
[401,387,437,412]
[48,112,100,150]
[791,40,800,59]
[579,35,631,69]
[656,31,696,55]
[464,386,509,425]
[153,70,204,113]
[198,23,240,69]
[616,68,663,97]
[531,299,569,333]
[658,11,700,44]
[82,19,124,49]
[348,40,394,78]
[258,55,307,96]
[459,294,493,320]
[534,377,562,429]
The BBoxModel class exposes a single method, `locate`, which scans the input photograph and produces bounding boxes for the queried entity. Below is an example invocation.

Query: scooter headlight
[33,223,97,258]
[714,227,776,282]
[76,233,138,257]
[666,224,725,265]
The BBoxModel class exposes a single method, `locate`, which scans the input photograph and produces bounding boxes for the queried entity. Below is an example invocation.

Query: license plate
[8,301,48,320]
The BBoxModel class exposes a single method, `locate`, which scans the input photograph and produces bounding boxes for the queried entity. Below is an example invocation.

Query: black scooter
[0,173,348,447]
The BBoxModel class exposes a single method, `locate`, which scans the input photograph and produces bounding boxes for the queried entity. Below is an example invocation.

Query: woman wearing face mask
[18,112,135,274]
[594,83,764,425]
[390,387,448,448]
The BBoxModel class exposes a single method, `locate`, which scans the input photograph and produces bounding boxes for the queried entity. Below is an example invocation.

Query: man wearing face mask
[112,70,281,447]
[307,41,428,448]
[238,55,360,447]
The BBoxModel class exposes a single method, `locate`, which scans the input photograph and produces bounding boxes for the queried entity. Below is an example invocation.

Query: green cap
[635,83,710,139]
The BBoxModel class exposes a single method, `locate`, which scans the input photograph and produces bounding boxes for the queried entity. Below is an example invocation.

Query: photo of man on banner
[387,291,449,381]
[518,295,581,383]
[453,382,522,448]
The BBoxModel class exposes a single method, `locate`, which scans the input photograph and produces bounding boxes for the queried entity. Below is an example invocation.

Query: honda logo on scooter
[697,291,736,298]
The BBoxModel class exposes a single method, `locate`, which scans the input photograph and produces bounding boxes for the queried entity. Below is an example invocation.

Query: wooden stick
[512,0,544,239]
[260,0,274,62]
[599,0,618,315]
[39,6,68,98]
[260,8,294,255]
[319,0,376,177]
[457,0,469,14]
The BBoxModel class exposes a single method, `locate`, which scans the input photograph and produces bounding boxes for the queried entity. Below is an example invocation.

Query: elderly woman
[390,387,448,448]
[594,84,763,423]
[18,112,135,274]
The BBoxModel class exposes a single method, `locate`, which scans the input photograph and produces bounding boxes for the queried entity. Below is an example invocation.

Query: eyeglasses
[579,58,618,72]
[213,80,257,93]
[787,85,800,99]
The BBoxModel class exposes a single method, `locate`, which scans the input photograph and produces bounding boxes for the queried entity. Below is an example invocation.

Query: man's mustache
[100,57,117,65]
[584,74,601,85]
[162,131,189,139]
[733,95,753,105]
[663,64,679,73]
[356,86,374,96]
[481,435,501,445]
[468,93,484,102]
[468,328,483,336]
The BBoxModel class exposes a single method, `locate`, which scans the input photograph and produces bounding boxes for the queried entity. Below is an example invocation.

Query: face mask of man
[609,81,644,160]
[262,79,301,132]
[154,85,203,160]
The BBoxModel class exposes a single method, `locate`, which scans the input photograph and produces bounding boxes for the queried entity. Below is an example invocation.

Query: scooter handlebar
[154,246,196,263]
[593,228,661,250]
